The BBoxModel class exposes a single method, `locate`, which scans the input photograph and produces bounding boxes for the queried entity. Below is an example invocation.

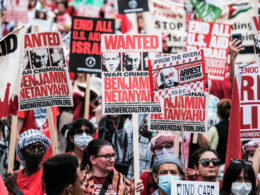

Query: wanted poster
[117,0,149,14]
[0,26,24,117]
[5,0,28,23]
[144,0,186,54]
[240,63,260,140]
[171,180,219,195]
[101,34,163,115]
[149,50,207,132]
[69,17,115,73]
[19,32,73,110]
[186,20,231,80]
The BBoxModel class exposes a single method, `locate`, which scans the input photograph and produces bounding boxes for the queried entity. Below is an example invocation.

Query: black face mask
[22,152,44,169]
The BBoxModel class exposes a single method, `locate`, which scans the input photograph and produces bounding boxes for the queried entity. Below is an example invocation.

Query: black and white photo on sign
[254,34,260,54]
[35,9,48,20]
[22,51,30,70]
[158,67,179,89]
[30,49,50,69]
[123,52,141,71]
[143,52,162,71]
[50,49,65,66]
[102,53,121,72]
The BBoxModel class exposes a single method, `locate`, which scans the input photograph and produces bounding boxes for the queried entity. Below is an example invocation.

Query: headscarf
[16,129,50,167]
[149,131,175,152]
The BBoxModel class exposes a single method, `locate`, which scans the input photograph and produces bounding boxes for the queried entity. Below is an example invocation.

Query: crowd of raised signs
[0,0,260,195]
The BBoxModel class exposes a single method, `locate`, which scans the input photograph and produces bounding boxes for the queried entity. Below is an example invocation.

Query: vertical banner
[144,0,186,53]
[240,63,260,140]
[0,26,24,117]
[5,0,28,23]
[19,32,73,110]
[101,34,163,114]
[117,0,149,14]
[186,20,231,80]
[69,17,115,73]
[149,50,207,132]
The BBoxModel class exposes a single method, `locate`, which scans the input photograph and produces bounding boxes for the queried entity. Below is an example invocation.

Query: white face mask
[74,132,92,151]
[155,147,173,157]
[231,182,252,195]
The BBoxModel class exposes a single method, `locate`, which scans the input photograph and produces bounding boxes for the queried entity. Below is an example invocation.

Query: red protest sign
[5,0,28,23]
[240,63,260,140]
[101,34,163,114]
[251,15,260,34]
[19,32,73,110]
[186,20,231,80]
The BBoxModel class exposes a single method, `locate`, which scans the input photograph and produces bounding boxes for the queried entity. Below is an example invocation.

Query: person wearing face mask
[62,118,95,166]
[152,154,185,195]
[140,132,177,195]
[220,159,256,195]
[3,129,50,195]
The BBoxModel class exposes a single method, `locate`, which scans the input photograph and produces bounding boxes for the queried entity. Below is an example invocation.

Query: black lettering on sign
[0,34,17,56]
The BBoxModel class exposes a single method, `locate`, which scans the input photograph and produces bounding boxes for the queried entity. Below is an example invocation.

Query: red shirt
[93,176,117,194]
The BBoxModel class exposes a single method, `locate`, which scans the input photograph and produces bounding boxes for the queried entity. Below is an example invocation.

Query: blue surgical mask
[74,132,92,150]
[158,175,180,195]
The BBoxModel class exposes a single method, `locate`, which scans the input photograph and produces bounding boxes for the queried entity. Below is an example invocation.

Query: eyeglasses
[231,159,252,166]
[95,153,116,161]
[199,158,221,167]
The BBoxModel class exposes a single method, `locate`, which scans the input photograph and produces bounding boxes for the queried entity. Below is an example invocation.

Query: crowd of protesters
[0,0,260,195]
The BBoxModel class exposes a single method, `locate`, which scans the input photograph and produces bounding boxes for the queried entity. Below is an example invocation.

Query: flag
[228,3,252,19]
[224,75,242,171]
[190,0,223,22]
[70,0,104,8]
[0,26,24,117]
[117,14,133,34]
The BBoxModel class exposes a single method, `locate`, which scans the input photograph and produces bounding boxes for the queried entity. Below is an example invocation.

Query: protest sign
[186,20,231,80]
[149,50,207,132]
[19,32,73,110]
[143,0,186,54]
[171,180,219,195]
[117,0,148,14]
[0,26,24,117]
[69,17,115,73]
[5,0,28,23]
[240,63,260,140]
[101,34,163,114]
[250,15,260,66]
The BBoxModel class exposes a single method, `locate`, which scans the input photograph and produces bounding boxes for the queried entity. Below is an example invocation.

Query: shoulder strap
[99,172,113,195]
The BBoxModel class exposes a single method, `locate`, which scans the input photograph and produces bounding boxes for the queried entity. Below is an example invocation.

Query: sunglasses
[74,128,91,135]
[231,159,252,166]
[199,158,221,167]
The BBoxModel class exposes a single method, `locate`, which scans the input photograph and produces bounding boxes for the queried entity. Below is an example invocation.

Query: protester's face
[153,163,181,184]
[51,49,63,65]
[154,142,174,157]
[103,53,120,72]
[33,50,48,68]
[161,69,176,87]
[57,3,67,14]
[91,145,115,173]
[71,167,86,195]
[197,152,220,179]
[124,53,140,71]
[22,141,46,169]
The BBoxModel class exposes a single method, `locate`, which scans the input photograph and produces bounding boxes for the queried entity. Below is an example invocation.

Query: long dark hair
[81,139,112,171]
[220,162,256,195]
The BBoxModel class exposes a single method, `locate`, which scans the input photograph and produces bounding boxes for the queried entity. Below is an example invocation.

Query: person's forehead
[25,141,44,147]
[159,163,179,172]
[199,151,217,160]
[35,50,48,56]
[104,53,119,58]
[126,53,140,58]
[98,145,114,154]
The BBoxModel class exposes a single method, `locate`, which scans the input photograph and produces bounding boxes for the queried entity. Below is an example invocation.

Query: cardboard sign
[171,180,219,195]
[5,0,28,23]
[144,0,186,54]
[149,50,207,99]
[101,34,163,114]
[186,20,231,80]
[0,26,24,117]
[240,63,260,140]
[118,0,148,14]
[19,32,73,110]
[69,17,115,73]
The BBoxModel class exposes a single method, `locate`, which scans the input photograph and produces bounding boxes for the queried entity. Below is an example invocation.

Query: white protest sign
[171,180,219,195]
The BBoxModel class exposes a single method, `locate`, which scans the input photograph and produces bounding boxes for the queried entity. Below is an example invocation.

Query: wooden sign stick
[8,115,18,172]
[132,114,140,195]
[84,74,91,119]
